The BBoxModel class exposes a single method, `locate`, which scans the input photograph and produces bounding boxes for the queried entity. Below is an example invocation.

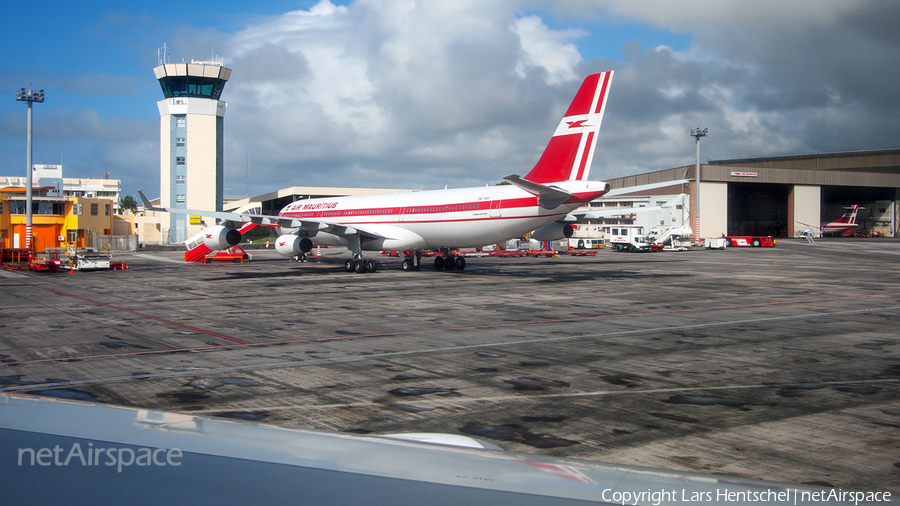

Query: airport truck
[611,233,662,252]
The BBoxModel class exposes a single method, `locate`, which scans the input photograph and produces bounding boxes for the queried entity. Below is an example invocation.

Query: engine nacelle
[202,225,241,250]
[274,235,313,257]
[532,222,574,242]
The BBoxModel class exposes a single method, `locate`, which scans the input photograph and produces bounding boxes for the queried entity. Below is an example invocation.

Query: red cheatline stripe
[3,292,899,367]
[574,131,595,181]
[8,279,249,345]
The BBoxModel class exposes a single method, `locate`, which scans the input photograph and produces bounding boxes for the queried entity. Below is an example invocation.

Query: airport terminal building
[605,148,900,239]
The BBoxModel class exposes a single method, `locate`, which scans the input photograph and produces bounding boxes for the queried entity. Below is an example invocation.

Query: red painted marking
[574,131,595,181]
[525,134,582,183]
[594,72,611,114]
[3,292,897,367]
[564,73,602,117]
[566,119,588,129]
[7,279,249,345]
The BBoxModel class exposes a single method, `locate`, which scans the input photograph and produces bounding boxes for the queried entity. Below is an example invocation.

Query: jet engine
[531,222,574,242]
[274,235,313,257]
[202,225,241,250]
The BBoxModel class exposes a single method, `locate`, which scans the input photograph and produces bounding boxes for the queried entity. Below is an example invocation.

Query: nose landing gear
[401,251,422,271]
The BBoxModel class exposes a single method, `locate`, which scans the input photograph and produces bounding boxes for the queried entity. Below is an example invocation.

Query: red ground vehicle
[722,236,776,247]
[204,246,251,263]
[28,254,60,272]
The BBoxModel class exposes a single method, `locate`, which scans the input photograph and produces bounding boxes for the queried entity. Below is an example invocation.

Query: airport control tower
[153,59,231,243]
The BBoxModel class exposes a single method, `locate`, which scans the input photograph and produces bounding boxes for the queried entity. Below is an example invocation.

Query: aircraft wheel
[401,259,412,271]
[345,259,355,272]
[434,256,445,270]
[354,259,366,273]
[365,259,377,273]
[444,256,456,270]
[455,256,466,270]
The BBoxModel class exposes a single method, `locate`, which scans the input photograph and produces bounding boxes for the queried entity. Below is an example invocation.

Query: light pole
[690,125,708,241]
[16,88,44,251]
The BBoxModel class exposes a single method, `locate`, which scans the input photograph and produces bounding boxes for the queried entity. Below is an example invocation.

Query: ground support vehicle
[0,248,32,270]
[488,250,527,258]
[611,234,663,252]
[204,246,251,264]
[28,251,62,272]
[75,253,112,271]
[704,238,728,250]
[526,250,558,258]
[566,237,605,250]
[722,235,776,247]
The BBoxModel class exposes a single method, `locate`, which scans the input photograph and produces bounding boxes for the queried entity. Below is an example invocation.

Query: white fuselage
[277,180,608,251]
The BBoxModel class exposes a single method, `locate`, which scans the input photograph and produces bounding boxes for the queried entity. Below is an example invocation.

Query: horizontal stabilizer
[503,175,573,209]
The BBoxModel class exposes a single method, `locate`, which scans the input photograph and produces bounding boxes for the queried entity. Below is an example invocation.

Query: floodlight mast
[690,126,708,240]
[16,88,44,251]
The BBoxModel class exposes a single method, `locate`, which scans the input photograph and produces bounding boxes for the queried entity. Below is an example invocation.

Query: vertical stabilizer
[524,71,613,184]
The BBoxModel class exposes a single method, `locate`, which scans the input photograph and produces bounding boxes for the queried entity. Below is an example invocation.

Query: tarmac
[1,239,899,492]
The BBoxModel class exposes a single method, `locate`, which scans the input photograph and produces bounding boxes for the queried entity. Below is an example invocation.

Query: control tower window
[158,76,227,100]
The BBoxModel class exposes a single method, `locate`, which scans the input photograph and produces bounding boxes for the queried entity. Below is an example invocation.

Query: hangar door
[727,183,790,237]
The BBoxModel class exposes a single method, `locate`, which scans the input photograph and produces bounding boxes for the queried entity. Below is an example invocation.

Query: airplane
[798,205,863,237]
[140,71,684,273]
[0,392,875,505]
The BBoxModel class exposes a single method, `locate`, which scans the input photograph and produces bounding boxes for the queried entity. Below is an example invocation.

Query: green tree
[119,195,138,214]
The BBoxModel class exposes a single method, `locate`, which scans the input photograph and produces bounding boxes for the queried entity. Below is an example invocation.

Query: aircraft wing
[0,393,864,505]
[603,179,690,198]
[137,190,389,241]
[569,193,686,220]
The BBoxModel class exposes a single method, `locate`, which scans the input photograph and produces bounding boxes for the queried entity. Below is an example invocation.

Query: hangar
[605,148,900,239]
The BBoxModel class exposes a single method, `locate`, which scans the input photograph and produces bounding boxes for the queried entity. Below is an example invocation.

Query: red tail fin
[524,71,613,184]
[837,205,861,225]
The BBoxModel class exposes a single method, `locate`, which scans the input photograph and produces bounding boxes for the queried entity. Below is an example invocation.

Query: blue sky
[1,1,898,200]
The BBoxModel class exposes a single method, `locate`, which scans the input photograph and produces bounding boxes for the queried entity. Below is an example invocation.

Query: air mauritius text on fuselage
[289,202,338,211]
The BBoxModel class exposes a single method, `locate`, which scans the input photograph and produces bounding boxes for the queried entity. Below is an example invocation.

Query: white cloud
[219,0,590,191]
[512,16,584,85]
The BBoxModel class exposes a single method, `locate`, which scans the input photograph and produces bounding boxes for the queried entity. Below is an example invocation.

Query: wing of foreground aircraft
[0,393,880,505]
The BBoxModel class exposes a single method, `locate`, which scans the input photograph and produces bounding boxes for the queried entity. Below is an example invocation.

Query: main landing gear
[344,235,376,274]
[345,256,377,274]
[400,250,466,272]
[433,252,466,271]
